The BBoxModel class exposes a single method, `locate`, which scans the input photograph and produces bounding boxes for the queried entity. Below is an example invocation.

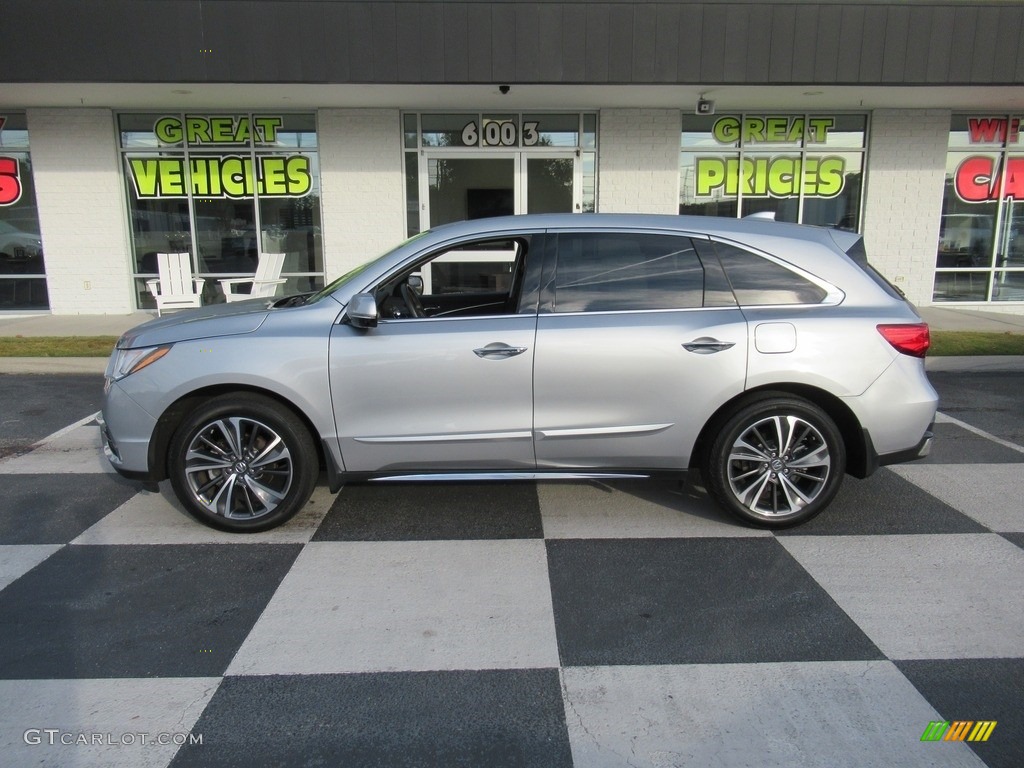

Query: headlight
[105,345,172,381]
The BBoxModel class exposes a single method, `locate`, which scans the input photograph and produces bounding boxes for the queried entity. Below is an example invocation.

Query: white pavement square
[227,539,561,675]
[560,661,986,768]
[0,677,220,768]
[538,478,773,539]
[72,483,334,545]
[0,544,63,590]
[0,424,114,475]
[780,534,1024,660]
[891,463,1024,532]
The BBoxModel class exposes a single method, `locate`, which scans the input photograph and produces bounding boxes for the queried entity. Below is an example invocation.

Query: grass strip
[0,336,120,358]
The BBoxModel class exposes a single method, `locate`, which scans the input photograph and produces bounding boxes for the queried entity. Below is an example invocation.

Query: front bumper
[99,380,160,481]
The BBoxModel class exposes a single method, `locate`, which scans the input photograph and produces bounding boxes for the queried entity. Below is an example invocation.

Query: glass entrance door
[420,153,578,230]
[426,156,516,228]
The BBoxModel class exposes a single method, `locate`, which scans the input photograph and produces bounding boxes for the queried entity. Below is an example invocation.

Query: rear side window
[713,242,828,306]
[845,237,906,301]
[552,233,706,312]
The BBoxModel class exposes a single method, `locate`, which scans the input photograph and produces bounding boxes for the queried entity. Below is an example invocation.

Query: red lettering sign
[0,157,23,206]
[967,117,1021,145]
[955,156,1024,203]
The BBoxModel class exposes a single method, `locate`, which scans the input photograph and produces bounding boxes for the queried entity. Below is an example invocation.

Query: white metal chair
[146,252,205,316]
[219,252,287,303]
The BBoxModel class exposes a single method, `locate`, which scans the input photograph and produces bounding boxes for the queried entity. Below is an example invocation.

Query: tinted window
[714,242,827,305]
[553,233,704,312]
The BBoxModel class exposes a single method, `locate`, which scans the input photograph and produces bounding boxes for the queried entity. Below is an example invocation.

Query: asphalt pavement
[0,370,1021,767]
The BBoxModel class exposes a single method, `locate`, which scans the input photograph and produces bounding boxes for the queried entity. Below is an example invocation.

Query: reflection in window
[0,113,48,309]
[715,242,827,306]
[119,113,323,309]
[679,113,866,229]
[553,233,704,312]
[936,114,1024,303]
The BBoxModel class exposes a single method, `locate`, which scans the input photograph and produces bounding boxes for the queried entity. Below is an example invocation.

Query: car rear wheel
[704,395,846,528]
[168,393,318,532]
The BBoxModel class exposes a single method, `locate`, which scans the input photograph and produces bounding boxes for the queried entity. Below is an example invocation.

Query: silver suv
[101,214,937,532]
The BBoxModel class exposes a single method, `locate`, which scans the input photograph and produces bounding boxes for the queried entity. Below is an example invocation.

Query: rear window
[712,242,828,306]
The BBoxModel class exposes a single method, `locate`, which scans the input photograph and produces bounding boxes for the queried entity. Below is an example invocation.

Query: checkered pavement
[0,407,1022,767]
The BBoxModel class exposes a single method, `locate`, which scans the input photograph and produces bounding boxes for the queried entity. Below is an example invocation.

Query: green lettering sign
[694,155,847,199]
[126,154,313,200]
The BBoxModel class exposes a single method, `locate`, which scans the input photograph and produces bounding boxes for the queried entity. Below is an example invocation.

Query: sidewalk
[0,307,1023,374]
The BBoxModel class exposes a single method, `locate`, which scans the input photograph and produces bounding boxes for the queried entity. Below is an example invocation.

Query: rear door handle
[473,343,529,360]
[682,337,736,354]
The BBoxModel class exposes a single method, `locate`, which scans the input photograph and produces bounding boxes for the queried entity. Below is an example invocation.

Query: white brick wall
[861,109,950,306]
[317,109,406,279]
[598,109,680,214]
[28,108,134,314]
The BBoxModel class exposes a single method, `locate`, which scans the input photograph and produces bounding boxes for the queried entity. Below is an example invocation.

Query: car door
[533,229,748,470]
[329,235,539,473]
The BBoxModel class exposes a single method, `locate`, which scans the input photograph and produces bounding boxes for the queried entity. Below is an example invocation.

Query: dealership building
[2,0,1023,315]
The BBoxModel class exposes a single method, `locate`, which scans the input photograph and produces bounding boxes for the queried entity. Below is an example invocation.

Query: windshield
[304,231,431,305]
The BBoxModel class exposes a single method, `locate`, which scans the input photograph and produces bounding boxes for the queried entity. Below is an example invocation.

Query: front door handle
[682,337,736,354]
[473,343,529,360]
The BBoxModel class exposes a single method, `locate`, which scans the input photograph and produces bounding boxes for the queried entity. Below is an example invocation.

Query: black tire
[703,395,846,529]
[168,392,318,532]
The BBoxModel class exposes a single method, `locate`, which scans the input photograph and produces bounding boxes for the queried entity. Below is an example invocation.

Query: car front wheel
[704,395,846,528]
[168,393,319,532]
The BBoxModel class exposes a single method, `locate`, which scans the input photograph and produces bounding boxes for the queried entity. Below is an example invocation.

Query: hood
[117,297,274,349]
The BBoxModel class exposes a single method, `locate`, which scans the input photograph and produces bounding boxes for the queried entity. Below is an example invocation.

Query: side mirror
[347,293,378,329]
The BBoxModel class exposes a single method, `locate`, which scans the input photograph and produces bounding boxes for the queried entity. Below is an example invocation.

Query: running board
[368,472,651,483]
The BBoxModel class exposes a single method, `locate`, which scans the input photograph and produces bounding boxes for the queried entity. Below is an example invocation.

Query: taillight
[877,323,930,358]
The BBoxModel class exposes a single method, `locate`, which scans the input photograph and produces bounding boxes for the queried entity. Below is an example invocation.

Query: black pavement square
[1001,532,1024,551]
[0,473,139,545]
[774,468,987,536]
[172,669,573,768]
[314,482,543,541]
[920,422,1024,464]
[897,658,1024,768]
[546,537,883,667]
[0,544,301,679]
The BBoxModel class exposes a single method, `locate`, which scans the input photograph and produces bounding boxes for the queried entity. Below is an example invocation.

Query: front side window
[118,112,323,309]
[0,113,48,310]
[680,113,866,230]
[712,242,828,306]
[376,237,531,320]
[551,233,706,313]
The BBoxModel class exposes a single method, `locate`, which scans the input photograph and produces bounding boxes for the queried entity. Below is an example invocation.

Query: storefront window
[0,113,48,310]
[935,115,1024,302]
[118,112,324,309]
[679,113,866,230]
[403,112,598,236]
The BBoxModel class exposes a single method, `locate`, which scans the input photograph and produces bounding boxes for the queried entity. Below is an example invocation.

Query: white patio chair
[146,252,204,316]
[218,252,287,303]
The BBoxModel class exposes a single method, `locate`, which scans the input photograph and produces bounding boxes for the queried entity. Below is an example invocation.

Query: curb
[925,355,1024,373]
[0,357,108,375]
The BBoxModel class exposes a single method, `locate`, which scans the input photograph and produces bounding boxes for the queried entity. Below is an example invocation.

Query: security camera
[696,97,715,115]
[499,84,511,95]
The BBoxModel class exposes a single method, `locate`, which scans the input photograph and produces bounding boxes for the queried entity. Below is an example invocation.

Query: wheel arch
[147,384,327,483]
[689,383,872,479]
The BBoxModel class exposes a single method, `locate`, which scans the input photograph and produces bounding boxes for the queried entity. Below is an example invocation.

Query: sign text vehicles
[127,156,312,200]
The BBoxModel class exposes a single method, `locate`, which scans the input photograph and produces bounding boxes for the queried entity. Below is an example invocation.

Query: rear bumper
[857,423,933,478]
